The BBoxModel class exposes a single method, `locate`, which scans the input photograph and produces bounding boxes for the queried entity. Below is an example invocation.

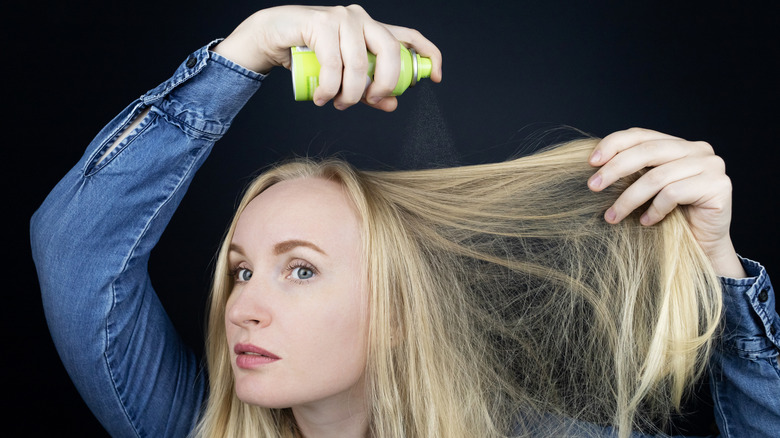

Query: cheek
[301,287,369,363]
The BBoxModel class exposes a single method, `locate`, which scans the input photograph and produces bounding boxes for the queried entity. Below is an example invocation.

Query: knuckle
[318,53,343,70]
[611,193,631,212]
[338,89,363,105]
[405,28,423,41]
[606,152,627,171]
[645,203,662,219]
[312,8,335,25]
[643,139,660,154]
[331,5,348,16]
[714,174,733,194]
[370,78,396,95]
[722,179,733,198]
[644,168,665,186]
[346,4,367,15]
[346,57,369,72]
[708,154,726,173]
[695,140,714,155]
[660,184,681,201]
[316,80,340,98]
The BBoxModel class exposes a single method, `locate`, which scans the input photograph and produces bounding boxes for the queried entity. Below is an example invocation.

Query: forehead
[232,177,362,253]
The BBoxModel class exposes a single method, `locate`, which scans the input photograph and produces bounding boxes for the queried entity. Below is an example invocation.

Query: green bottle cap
[417,55,432,80]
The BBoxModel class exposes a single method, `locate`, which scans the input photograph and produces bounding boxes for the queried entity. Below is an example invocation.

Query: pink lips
[234,343,281,369]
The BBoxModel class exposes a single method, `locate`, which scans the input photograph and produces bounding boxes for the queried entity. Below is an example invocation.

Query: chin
[234,382,292,409]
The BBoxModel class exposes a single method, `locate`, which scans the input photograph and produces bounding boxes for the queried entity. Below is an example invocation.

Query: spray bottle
[291,44,433,101]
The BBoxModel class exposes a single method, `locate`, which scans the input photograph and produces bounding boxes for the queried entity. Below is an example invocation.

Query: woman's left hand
[587,127,746,278]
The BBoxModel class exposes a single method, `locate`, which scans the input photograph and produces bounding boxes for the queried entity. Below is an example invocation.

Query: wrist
[212,11,277,74]
[211,34,273,74]
[702,236,747,279]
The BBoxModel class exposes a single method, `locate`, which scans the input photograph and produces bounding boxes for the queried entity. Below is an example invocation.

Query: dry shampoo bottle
[291,45,432,101]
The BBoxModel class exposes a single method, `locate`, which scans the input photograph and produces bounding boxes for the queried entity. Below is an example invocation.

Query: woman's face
[225,177,368,412]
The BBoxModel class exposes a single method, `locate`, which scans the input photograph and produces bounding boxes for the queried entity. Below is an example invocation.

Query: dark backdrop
[9,1,779,435]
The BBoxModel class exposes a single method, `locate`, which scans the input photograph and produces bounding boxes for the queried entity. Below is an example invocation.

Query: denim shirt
[30,41,780,438]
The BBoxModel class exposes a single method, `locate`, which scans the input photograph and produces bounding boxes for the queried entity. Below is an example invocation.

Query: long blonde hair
[194,138,722,437]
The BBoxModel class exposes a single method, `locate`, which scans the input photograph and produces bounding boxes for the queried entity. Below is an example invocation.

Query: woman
[30,4,778,438]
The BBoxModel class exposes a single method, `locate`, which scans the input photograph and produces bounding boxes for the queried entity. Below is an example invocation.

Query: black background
[9,1,779,435]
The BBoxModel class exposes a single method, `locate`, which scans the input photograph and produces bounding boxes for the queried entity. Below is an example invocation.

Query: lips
[234,343,281,369]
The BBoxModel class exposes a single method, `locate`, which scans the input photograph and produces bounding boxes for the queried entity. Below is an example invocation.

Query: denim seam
[85,105,156,176]
[149,54,263,140]
[104,279,143,438]
[153,105,225,142]
[103,141,206,437]
[710,368,731,438]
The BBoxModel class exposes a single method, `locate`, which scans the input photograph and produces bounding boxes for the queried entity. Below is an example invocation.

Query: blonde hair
[193,138,722,438]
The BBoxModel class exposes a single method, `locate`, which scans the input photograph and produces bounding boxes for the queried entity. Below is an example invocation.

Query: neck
[291,390,368,438]
[293,405,367,438]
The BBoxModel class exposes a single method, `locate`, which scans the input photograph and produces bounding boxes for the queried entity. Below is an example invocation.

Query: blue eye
[291,266,314,280]
[235,268,253,282]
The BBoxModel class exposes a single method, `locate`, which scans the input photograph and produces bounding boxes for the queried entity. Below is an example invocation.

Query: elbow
[30,195,98,307]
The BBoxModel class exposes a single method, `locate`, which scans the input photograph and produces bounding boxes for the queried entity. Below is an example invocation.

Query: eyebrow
[228,240,327,257]
[273,239,327,256]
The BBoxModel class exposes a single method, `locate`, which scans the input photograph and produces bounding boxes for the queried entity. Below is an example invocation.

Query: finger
[309,25,343,106]
[363,22,401,104]
[588,138,715,191]
[589,127,680,166]
[640,169,731,226]
[384,24,443,83]
[638,179,702,226]
[604,155,720,224]
[360,95,398,112]
[333,17,370,109]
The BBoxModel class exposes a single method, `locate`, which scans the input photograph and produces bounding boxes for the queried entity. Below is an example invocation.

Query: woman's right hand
[212,5,442,112]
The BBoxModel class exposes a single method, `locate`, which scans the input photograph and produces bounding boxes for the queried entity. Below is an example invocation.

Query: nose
[226,279,272,329]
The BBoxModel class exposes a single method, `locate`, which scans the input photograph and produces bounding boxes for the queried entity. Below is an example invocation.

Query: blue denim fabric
[31,42,779,437]
[710,258,780,437]
[30,41,264,437]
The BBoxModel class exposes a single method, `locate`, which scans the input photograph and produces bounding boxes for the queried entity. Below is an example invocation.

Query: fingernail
[588,173,602,189]
[605,208,617,222]
[589,150,601,164]
[640,213,651,225]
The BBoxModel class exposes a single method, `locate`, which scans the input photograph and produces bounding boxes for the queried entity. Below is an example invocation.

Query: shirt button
[771,326,776,335]
[758,287,769,303]
[186,56,197,68]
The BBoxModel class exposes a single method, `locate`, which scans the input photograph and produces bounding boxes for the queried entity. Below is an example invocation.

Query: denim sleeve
[710,257,780,437]
[30,40,264,438]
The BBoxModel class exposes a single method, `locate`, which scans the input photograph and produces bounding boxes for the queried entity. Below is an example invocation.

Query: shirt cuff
[719,256,779,358]
[140,39,266,140]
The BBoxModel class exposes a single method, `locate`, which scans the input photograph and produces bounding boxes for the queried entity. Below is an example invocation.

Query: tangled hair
[193,138,722,438]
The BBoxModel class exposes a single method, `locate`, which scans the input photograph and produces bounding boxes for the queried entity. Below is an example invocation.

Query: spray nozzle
[416,54,433,81]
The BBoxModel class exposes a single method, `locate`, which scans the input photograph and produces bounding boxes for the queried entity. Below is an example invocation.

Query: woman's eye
[291,266,315,280]
[235,268,253,282]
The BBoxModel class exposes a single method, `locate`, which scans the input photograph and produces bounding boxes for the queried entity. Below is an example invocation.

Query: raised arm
[29,43,263,437]
[30,5,441,437]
